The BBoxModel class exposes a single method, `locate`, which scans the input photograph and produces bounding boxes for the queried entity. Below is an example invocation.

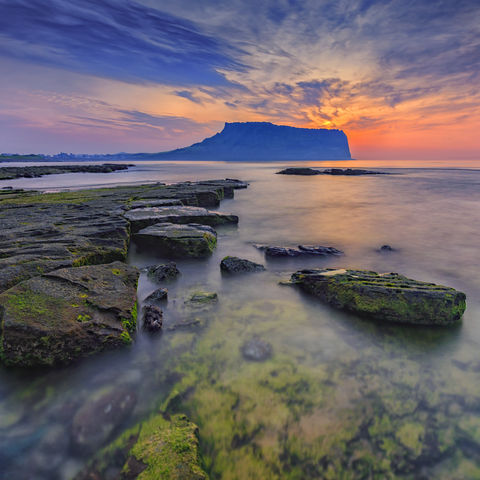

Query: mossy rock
[291,269,466,325]
[135,223,217,258]
[0,261,139,367]
[76,413,208,480]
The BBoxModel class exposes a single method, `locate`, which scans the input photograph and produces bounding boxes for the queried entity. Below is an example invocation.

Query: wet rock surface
[379,244,396,252]
[277,167,389,175]
[124,205,238,233]
[146,262,181,282]
[0,179,245,294]
[0,163,133,180]
[241,338,273,361]
[257,244,343,257]
[142,304,163,332]
[220,256,265,273]
[291,268,467,325]
[0,262,139,366]
[135,223,217,258]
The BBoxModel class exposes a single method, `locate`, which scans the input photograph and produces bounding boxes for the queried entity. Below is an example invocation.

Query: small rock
[143,305,163,332]
[241,338,273,361]
[379,244,395,252]
[276,167,321,175]
[145,287,168,303]
[220,256,265,273]
[147,262,180,282]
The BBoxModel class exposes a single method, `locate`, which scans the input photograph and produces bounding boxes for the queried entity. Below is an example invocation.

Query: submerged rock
[0,262,139,367]
[186,291,218,305]
[71,387,136,453]
[257,245,343,257]
[220,256,265,273]
[124,205,238,232]
[147,262,181,282]
[241,338,273,361]
[143,304,163,332]
[135,223,217,258]
[291,268,466,325]
[145,287,168,303]
[75,413,207,480]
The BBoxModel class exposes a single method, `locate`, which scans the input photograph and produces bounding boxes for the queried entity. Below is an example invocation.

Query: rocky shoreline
[0,163,134,181]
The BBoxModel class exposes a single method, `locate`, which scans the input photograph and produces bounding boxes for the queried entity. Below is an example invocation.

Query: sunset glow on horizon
[0,0,479,160]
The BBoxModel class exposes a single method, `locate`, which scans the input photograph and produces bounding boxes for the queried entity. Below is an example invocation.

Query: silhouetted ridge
[157,122,351,160]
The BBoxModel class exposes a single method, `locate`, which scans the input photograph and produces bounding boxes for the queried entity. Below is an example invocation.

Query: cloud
[0,0,245,86]
[174,90,203,104]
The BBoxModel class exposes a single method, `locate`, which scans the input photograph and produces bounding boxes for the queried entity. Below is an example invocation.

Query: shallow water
[1,160,480,479]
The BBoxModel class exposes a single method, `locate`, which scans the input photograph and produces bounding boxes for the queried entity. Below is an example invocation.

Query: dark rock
[241,338,273,361]
[291,268,467,325]
[0,164,133,181]
[135,223,217,258]
[220,256,266,273]
[298,245,343,255]
[142,304,163,332]
[276,167,321,175]
[257,245,343,257]
[145,287,168,303]
[320,168,388,175]
[147,262,181,282]
[124,205,238,233]
[0,262,139,367]
[379,244,395,252]
[276,167,389,176]
[71,387,136,453]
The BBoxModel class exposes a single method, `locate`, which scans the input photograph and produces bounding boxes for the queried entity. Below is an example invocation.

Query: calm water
[1,160,480,479]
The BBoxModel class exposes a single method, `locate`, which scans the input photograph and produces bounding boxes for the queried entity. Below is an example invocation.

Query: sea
[0,159,479,479]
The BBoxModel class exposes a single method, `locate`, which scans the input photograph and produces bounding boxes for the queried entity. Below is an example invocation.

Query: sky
[0,0,479,159]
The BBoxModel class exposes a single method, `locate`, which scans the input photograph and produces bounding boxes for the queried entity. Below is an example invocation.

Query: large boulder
[220,256,265,273]
[0,262,139,366]
[291,268,466,326]
[124,205,238,232]
[135,223,217,258]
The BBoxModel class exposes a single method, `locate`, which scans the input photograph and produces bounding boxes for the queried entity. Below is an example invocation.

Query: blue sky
[0,0,479,158]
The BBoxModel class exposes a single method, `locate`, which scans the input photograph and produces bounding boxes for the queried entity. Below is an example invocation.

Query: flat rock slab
[135,223,217,258]
[124,205,239,232]
[291,268,466,326]
[0,262,139,366]
[221,256,265,273]
[257,245,343,257]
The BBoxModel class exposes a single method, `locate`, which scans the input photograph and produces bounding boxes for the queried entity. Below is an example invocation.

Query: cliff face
[158,122,351,160]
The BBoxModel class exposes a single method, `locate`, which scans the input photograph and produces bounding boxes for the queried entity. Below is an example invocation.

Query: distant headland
[0,122,351,162]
